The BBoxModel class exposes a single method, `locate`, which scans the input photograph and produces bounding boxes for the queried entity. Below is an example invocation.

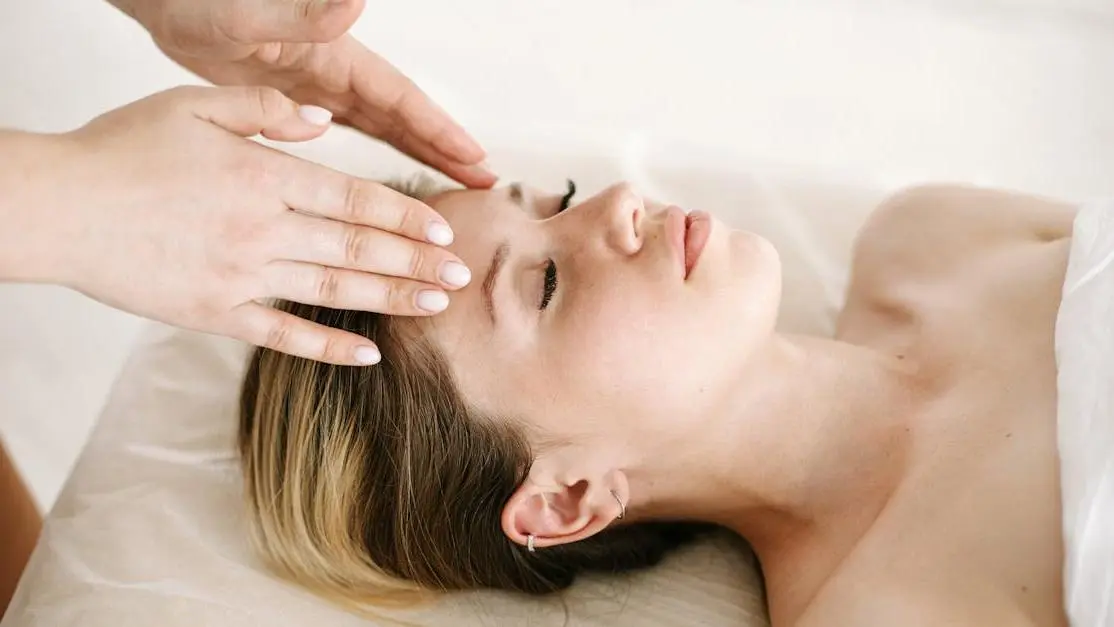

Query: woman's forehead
[429,184,553,225]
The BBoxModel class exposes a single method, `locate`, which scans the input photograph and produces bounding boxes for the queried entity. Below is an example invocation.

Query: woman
[238,177,1076,625]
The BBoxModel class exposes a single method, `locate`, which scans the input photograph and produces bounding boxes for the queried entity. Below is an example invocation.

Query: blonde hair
[237,175,710,616]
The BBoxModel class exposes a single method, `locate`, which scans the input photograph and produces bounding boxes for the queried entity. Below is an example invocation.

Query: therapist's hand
[47,86,472,366]
[110,0,496,189]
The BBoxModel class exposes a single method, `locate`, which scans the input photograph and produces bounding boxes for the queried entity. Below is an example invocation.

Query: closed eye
[539,260,557,310]
[538,180,574,310]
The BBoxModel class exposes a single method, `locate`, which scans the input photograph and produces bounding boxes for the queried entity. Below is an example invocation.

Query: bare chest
[818,238,1072,625]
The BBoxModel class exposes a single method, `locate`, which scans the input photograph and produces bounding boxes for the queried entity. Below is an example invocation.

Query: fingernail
[298,105,333,126]
[416,290,450,313]
[477,160,499,181]
[439,261,472,288]
[354,345,381,365]
[427,222,454,246]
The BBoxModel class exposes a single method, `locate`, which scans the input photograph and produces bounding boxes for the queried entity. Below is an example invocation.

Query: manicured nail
[427,222,454,246]
[474,160,499,184]
[439,261,472,288]
[416,290,450,313]
[354,345,381,365]
[298,105,333,126]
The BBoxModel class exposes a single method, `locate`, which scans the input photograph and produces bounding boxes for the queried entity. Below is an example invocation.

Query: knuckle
[264,317,293,352]
[319,332,341,363]
[397,200,419,233]
[315,267,341,305]
[408,245,428,279]
[295,0,316,23]
[342,226,369,267]
[342,180,372,223]
[250,86,291,121]
[384,281,408,313]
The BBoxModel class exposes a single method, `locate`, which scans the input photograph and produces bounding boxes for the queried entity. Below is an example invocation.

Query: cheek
[552,245,780,423]
[554,284,727,420]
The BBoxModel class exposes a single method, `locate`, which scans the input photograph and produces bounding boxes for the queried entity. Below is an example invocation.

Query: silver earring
[610,489,626,520]
[527,534,536,553]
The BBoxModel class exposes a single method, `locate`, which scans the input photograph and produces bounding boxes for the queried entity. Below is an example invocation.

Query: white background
[2,0,1114,511]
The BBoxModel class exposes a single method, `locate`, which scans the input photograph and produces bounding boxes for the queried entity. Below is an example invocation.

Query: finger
[276,212,473,290]
[344,42,489,170]
[217,0,366,44]
[262,261,452,316]
[183,85,333,141]
[232,301,382,366]
[277,164,459,247]
[345,108,498,189]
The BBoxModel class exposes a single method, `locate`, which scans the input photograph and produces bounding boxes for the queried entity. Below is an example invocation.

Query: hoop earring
[610,489,626,520]
[527,534,536,553]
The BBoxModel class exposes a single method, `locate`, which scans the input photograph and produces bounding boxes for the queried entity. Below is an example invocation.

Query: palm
[160,36,492,188]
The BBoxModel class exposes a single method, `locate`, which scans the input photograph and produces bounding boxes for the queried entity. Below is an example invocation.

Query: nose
[598,183,644,256]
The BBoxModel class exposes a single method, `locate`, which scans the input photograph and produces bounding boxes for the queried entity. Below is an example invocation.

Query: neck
[634,333,919,555]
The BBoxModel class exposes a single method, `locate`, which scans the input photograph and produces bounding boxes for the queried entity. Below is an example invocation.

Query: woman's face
[421,182,781,458]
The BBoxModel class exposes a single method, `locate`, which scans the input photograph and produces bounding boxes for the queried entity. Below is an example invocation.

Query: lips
[684,210,711,278]
[666,206,711,279]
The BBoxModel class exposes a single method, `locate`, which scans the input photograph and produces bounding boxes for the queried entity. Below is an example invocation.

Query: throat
[714,335,922,624]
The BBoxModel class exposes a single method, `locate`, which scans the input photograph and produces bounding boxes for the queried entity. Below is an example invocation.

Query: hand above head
[108,0,496,189]
[0,86,473,366]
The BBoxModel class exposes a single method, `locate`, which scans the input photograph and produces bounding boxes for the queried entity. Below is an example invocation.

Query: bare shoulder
[850,183,1078,283]
[835,184,1078,342]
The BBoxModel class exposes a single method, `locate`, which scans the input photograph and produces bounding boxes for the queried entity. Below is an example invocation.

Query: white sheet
[1056,200,1114,627]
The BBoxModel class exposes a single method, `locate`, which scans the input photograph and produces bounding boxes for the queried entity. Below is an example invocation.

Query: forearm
[0,130,79,285]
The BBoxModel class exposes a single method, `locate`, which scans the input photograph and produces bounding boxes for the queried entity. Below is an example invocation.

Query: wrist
[0,130,88,286]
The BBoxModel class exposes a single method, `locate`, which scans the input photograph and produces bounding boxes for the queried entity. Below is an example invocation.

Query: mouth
[667,206,712,279]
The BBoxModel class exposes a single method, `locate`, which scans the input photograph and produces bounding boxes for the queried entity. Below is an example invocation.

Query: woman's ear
[500,468,629,551]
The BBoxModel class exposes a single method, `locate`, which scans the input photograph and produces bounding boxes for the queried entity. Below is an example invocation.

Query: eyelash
[540,179,576,310]
[540,260,558,310]
[557,179,576,214]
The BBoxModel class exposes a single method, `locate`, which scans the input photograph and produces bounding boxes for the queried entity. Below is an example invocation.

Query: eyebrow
[482,241,510,326]
[480,184,533,327]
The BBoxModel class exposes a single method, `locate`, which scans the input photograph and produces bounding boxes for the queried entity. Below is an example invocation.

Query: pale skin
[417,182,1075,626]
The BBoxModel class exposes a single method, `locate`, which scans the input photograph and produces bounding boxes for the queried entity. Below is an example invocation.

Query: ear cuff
[611,489,625,520]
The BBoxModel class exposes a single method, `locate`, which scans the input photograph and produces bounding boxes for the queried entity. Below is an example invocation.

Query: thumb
[243,0,366,43]
[185,86,334,142]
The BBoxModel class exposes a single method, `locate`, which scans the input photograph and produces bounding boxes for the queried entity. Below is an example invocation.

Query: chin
[724,230,783,324]
[731,228,779,262]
